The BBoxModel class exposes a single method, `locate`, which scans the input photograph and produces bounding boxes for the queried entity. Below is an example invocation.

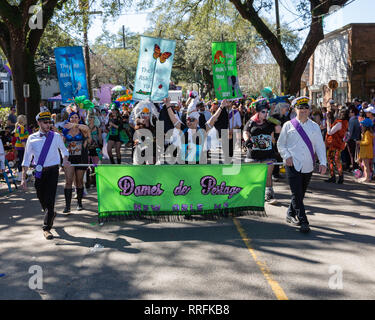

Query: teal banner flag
[133,36,176,102]
[54,46,89,103]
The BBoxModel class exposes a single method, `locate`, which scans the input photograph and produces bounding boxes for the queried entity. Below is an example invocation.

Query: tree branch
[27,0,69,55]
[229,0,291,69]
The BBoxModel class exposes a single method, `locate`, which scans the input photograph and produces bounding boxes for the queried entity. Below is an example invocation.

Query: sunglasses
[259,110,268,114]
[296,105,310,110]
[187,117,197,122]
[41,121,52,124]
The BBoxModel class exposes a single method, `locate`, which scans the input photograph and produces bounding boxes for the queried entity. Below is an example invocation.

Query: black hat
[254,98,269,112]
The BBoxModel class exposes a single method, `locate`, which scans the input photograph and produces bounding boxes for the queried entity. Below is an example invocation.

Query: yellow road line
[233,217,289,300]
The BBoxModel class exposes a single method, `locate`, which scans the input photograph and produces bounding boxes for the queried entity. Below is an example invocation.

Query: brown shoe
[43,230,53,240]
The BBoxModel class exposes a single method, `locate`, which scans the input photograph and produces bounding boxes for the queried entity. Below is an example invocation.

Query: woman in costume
[62,112,90,213]
[106,104,124,164]
[131,100,159,165]
[325,109,349,184]
[85,113,102,188]
[243,98,281,204]
[14,115,29,181]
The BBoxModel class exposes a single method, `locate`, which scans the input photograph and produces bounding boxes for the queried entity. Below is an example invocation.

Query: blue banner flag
[54,46,89,104]
[133,36,176,102]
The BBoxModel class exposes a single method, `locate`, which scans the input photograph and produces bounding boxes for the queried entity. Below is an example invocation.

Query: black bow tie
[40,133,48,138]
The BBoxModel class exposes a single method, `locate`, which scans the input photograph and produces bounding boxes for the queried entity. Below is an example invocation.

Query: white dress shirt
[277,118,327,173]
[22,130,69,167]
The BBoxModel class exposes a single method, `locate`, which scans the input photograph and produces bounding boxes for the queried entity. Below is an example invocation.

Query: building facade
[309,23,375,107]
[0,57,60,108]
[0,57,14,107]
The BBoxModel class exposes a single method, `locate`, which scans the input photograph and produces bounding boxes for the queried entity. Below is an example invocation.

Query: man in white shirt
[21,111,70,240]
[277,97,327,234]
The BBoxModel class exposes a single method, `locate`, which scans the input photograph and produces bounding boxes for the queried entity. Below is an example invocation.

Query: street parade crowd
[0,87,374,238]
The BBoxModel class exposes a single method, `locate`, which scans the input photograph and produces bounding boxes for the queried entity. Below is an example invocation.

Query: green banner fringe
[98,206,266,223]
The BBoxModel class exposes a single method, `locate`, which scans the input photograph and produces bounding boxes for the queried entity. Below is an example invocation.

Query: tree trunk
[0,0,69,124]
[9,42,40,125]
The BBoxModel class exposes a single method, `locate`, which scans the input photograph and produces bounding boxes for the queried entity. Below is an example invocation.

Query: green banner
[212,42,242,100]
[96,164,267,222]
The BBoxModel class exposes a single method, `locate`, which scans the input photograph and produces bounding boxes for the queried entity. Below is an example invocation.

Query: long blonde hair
[16,115,27,128]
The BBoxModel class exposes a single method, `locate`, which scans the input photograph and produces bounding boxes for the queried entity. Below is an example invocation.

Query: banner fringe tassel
[98,207,267,223]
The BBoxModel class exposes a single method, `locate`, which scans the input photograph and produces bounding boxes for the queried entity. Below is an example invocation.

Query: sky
[87,0,375,44]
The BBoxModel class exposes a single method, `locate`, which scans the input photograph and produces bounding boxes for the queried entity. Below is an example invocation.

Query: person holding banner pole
[277,97,327,234]
[164,97,229,164]
[21,112,71,240]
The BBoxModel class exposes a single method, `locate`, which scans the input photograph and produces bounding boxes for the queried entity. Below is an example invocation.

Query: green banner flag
[96,164,267,222]
[212,42,242,100]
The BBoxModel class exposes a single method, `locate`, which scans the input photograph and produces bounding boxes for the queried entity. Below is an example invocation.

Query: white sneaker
[265,188,278,205]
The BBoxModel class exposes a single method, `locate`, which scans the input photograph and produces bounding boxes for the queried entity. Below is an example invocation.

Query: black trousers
[286,166,313,224]
[34,165,59,231]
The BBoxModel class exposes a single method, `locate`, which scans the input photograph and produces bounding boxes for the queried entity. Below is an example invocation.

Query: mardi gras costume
[131,100,159,165]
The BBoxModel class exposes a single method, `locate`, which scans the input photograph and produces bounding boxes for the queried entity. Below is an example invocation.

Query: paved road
[1,146,375,300]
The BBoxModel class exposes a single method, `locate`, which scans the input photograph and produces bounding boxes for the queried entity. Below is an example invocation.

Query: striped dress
[14,125,29,151]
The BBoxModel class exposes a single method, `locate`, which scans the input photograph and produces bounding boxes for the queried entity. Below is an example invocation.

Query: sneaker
[300,223,310,234]
[286,214,301,226]
[265,192,278,205]
[43,230,53,240]
[272,175,279,182]
[63,207,71,214]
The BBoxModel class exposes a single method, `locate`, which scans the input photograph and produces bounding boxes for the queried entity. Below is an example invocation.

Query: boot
[85,169,91,189]
[109,156,115,164]
[337,175,344,184]
[63,188,72,213]
[76,187,84,211]
[117,157,121,164]
[324,175,336,183]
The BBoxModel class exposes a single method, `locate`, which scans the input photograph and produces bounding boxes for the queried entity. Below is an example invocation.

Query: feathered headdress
[73,96,95,110]
[130,100,159,127]
[110,100,121,110]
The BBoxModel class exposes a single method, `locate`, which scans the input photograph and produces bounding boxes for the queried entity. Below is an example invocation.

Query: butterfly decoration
[153,44,172,63]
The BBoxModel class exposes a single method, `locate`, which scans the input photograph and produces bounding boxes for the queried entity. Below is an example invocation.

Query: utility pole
[275,0,284,93]
[74,0,102,100]
[122,25,126,49]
